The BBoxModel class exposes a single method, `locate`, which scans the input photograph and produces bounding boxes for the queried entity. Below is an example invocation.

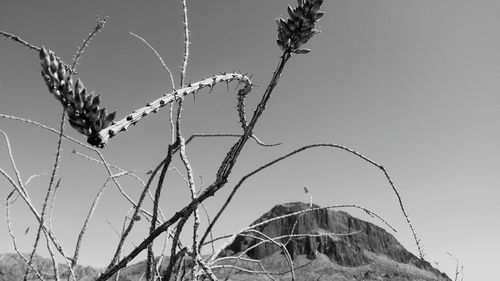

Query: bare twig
[129,32,175,91]
[0,129,25,195]
[25,109,66,281]
[72,172,128,269]
[162,218,189,281]
[0,30,41,51]
[44,231,60,281]
[5,194,46,281]
[71,17,107,73]
[96,48,290,281]
[200,143,409,252]
[0,114,94,150]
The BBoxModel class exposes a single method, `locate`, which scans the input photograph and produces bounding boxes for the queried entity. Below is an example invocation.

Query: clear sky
[1,0,499,280]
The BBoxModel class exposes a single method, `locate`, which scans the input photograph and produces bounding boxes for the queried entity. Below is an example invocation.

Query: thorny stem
[70,17,107,73]
[6,194,46,281]
[180,0,190,88]
[25,109,67,281]
[0,30,41,51]
[129,32,176,91]
[200,143,416,255]
[96,50,292,281]
[162,217,189,281]
[44,230,60,281]
[146,140,179,280]
[72,174,126,269]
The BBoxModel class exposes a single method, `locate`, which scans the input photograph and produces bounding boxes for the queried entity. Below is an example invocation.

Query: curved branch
[95,73,253,146]
[129,32,175,91]
[200,143,417,255]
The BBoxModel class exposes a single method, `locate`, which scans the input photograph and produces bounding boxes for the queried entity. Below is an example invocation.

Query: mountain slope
[217,202,450,281]
[1,202,451,281]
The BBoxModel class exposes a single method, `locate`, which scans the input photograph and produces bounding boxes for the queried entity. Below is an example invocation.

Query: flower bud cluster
[276,0,324,54]
[39,47,116,147]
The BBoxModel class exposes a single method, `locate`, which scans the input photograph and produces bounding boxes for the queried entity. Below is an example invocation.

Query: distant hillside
[0,253,99,281]
[1,202,452,281]
[217,202,451,281]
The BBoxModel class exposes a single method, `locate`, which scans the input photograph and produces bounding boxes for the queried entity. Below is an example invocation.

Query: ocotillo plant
[36,0,324,149]
[1,0,427,280]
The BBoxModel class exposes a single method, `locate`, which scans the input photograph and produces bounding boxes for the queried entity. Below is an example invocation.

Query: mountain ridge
[1,202,451,281]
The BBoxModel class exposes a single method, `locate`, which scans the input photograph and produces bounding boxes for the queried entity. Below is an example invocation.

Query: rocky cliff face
[220,202,449,280]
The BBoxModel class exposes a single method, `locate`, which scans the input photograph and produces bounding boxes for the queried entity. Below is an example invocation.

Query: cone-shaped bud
[73,92,84,110]
[103,111,116,128]
[310,0,323,13]
[41,56,51,73]
[93,119,103,133]
[312,12,324,21]
[293,48,311,54]
[63,88,75,104]
[97,108,106,122]
[88,106,100,122]
[91,95,101,109]
[65,105,76,116]
[57,63,66,81]
[52,90,62,102]
[75,79,84,95]
[83,94,93,111]
[69,117,86,128]
[49,55,58,74]
[295,7,305,19]
[276,0,324,53]
[39,46,49,61]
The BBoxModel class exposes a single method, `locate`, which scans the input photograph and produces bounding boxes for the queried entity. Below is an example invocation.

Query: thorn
[146,102,152,107]
[126,115,133,121]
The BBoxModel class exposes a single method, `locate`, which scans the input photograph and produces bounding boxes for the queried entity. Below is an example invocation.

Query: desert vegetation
[0,1,456,280]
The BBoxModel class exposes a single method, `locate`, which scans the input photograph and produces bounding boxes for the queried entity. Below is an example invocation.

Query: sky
[1,0,499,279]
